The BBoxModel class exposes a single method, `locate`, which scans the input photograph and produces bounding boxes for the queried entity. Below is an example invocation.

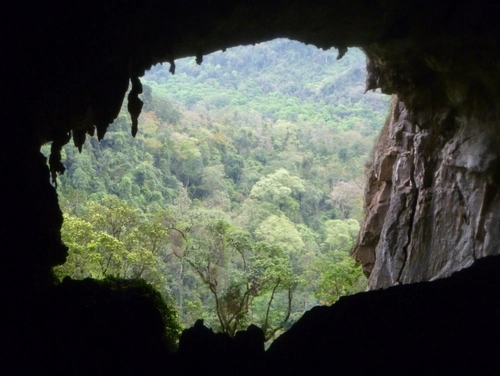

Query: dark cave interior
[1,1,499,374]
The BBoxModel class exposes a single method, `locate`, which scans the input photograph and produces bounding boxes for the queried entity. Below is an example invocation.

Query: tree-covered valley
[44,39,389,342]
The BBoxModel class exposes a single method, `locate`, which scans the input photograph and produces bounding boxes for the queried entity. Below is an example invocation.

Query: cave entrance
[48,38,389,342]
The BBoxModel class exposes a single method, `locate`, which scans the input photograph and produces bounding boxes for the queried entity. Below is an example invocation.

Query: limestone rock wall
[353,96,500,289]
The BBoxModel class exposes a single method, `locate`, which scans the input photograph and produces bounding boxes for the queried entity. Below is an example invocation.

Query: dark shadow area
[2,254,499,374]
[266,254,500,374]
[2,1,500,374]
[179,254,500,374]
[1,278,174,375]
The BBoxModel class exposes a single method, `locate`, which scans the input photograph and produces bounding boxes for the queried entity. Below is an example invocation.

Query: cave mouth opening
[4,3,500,374]
[46,38,390,342]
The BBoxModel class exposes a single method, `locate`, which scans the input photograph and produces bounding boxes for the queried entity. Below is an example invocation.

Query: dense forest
[44,39,389,342]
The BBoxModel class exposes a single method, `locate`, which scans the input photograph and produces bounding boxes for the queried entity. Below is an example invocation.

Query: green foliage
[255,215,305,257]
[177,215,297,339]
[322,218,360,252]
[328,180,364,220]
[313,250,366,305]
[47,39,389,342]
[55,196,168,292]
[55,215,102,279]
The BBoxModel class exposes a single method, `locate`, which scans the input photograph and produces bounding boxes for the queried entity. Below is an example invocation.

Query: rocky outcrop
[266,254,500,374]
[1,278,175,375]
[353,96,500,289]
[2,1,500,373]
[2,0,498,289]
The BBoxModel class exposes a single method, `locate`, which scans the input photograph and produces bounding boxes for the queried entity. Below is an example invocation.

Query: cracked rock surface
[354,97,500,289]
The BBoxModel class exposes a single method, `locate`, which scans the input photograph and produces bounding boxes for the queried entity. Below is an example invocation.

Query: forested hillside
[45,39,389,341]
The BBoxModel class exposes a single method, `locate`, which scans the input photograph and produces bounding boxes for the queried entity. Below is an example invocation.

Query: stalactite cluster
[2,0,500,373]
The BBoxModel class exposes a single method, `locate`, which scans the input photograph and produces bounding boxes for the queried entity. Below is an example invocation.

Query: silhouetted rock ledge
[265,255,500,375]
[1,250,498,375]
[178,320,265,375]
[2,1,500,374]
[173,256,500,375]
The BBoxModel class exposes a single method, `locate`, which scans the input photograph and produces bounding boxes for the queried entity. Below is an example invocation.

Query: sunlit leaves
[55,196,170,294]
[323,218,360,252]
[49,39,392,342]
[255,215,305,256]
[251,168,304,203]
[313,250,365,305]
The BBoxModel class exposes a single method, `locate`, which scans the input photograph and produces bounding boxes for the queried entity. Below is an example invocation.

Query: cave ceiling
[4,0,500,156]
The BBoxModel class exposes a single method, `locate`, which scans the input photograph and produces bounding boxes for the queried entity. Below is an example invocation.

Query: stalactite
[127,76,144,137]
[49,133,71,186]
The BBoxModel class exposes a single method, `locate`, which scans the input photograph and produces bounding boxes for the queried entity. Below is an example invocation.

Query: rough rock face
[2,1,500,286]
[354,96,500,289]
[2,1,500,372]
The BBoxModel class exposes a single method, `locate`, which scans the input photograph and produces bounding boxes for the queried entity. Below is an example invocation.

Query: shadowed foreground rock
[1,1,500,373]
[178,320,265,375]
[1,245,498,375]
[1,278,175,375]
[171,256,500,374]
[266,255,500,375]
